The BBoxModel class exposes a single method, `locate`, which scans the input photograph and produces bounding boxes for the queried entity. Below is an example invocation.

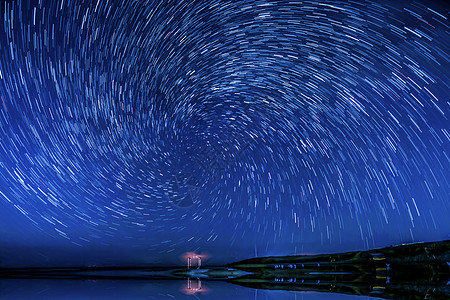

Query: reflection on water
[0,279,378,300]
[1,241,448,299]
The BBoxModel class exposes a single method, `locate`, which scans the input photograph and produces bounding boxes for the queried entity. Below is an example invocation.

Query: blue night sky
[0,0,448,268]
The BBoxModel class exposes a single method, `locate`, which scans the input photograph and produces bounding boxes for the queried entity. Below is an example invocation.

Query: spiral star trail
[0,0,448,267]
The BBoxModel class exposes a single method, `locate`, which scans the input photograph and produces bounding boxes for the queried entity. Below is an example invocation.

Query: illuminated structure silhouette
[187,256,201,269]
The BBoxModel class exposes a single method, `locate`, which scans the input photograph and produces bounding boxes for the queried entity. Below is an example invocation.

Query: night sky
[0,0,448,268]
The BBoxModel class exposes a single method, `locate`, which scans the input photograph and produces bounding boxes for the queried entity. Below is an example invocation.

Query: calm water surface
[0,279,379,300]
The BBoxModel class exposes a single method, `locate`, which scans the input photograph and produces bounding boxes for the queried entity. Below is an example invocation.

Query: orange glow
[180,279,210,295]
[180,252,210,264]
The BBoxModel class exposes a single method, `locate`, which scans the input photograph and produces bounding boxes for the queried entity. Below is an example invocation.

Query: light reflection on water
[0,279,379,300]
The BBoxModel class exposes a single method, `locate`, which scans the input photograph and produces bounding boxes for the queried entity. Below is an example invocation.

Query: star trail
[0,0,448,267]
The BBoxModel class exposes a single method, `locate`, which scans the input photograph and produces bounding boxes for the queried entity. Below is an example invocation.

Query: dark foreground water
[0,279,378,300]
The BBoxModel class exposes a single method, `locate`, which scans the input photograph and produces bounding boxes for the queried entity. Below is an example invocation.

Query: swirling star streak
[0,0,448,266]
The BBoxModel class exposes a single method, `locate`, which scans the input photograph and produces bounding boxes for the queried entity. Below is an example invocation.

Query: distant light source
[187,256,201,269]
